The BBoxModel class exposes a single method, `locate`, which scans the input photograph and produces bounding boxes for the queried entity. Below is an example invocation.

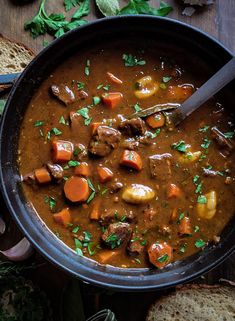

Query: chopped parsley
[201,137,211,149]
[146,129,161,139]
[199,125,210,132]
[193,175,200,184]
[77,107,92,126]
[77,81,85,90]
[93,96,101,105]
[47,127,62,140]
[59,115,69,125]
[73,147,82,157]
[85,59,90,76]
[179,243,187,253]
[195,182,202,194]
[103,85,110,91]
[171,140,188,153]
[34,120,44,127]
[224,131,235,139]
[134,258,141,264]
[133,102,142,112]
[122,53,146,67]
[74,238,83,256]
[159,83,167,90]
[44,196,56,211]
[194,225,200,233]
[195,239,206,248]
[105,233,122,249]
[68,160,80,167]
[157,254,169,263]
[197,195,207,204]
[162,76,172,83]
[72,226,80,233]
[178,212,185,223]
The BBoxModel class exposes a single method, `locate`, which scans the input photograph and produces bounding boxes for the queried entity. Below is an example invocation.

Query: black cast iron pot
[1,16,235,291]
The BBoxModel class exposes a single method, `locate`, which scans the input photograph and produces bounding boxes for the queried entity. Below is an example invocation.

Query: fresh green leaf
[179,243,187,253]
[72,226,80,233]
[172,140,188,153]
[194,225,200,233]
[105,233,122,249]
[47,127,62,140]
[195,182,202,194]
[68,160,80,167]
[77,107,92,125]
[197,195,207,204]
[146,129,161,139]
[119,0,172,17]
[162,76,172,83]
[87,242,96,255]
[96,0,120,16]
[49,197,56,211]
[59,115,67,125]
[224,131,235,139]
[93,96,101,105]
[34,120,44,127]
[0,99,6,115]
[64,0,81,11]
[195,239,206,248]
[199,125,210,132]
[87,191,96,204]
[193,175,200,184]
[72,0,90,20]
[157,254,169,263]
[85,59,90,76]
[133,102,142,112]
[178,212,185,223]
[201,137,211,149]
[77,81,85,90]
[122,53,146,67]
[83,231,92,242]
[87,178,96,192]
[134,258,141,264]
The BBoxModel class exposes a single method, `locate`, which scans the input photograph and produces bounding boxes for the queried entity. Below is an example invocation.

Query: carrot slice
[34,167,51,184]
[179,216,192,235]
[167,85,193,101]
[97,166,113,183]
[64,176,89,203]
[53,208,71,227]
[90,122,102,135]
[120,150,142,171]
[74,162,90,177]
[170,208,177,222]
[51,140,73,163]
[98,250,120,264]
[101,92,123,109]
[90,199,101,220]
[148,241,173,269]
[107,72,123,84]
[167,183,182,198]
[146,112,165,129]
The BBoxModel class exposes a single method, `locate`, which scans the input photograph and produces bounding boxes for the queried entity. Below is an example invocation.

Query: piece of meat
[77,90,88,100]
[211,126,234,155]
[121,138,139,150]
[46,163,64,180]
[51,84,75,105]
[127,237,145,256]
[118,117,146,136]
[142,205,158,230]
[109,181,124,193]
[74,143,87,161]
[202,168,218,177]
[22,172,35,185]
[70,111,83,133]
[101,222,132,249]
[149,153,172,181]
[100,209,135,226]
[89,126,121,157]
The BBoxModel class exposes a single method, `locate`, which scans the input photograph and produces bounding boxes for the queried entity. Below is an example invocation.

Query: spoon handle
[172,56,235,125]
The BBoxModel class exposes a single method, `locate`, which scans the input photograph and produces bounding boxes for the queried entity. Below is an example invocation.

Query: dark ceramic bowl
[1,16,235,291]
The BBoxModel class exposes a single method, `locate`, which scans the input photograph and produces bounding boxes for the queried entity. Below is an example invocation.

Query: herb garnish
[122,54,146,67]
[194,225,200,233]
[105,233,122,249]
[171,140,188,153]
[77,107,92,126]
[119,1,172,17]
[68,160,80,167]
[224,131,235,139]
[157,254,169,263]
[179,243,187,253]
[146,129,161,139]
[133,103,142,112]
[195,239,206,248]
[34,120,44,127]
[197,195,207,204]
[85,59,90,76]
[199,125,210,132]
[47,127,62,140]
[74,238,83,256]
[201,137,211,149]
[93,96,101,105]
[77,81,85,90]
[162,76,172,83]
[72,226,80,233]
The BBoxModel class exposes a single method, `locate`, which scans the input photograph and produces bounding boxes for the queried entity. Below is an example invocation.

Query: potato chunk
[134,76,159,99]
[197,191,217,219]
[122,184,155,204]
[179,151,201,163]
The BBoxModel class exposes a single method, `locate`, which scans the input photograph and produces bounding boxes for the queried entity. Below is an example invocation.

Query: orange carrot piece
[51,140,73,163]
[74,162,90,177]
[90,199,101,220]
[64,176,89,203]
[98,250,120,264]
[146,112,165,129]
[97,166,113,183]
[53,208,71,227]
[90,122,102,135]
[101,92,123,109]
[167,183,182,198]
[34,167,51,184]
[167,85,193,101]
[179,216,192,235]
[170,208,178,222]
[120,150,142,171]
[148,241,173,269]
[107,72,123,84]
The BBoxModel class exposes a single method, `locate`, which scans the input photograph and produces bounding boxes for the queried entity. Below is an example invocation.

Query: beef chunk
[121,138,139,150]
[118,117,146,136]
[46,163,64,180]
[89,126,121,157]
[127,237,145,256]
[70,111,82,133]
[22,172,35,185]
[100,209,135,226]
[51,84,75,105]
[77,90,88,100]
[101,222,132,249]
[142,205,158,229]
[211,126,234,155]
[74,143,87,161]
[149,153,172,181]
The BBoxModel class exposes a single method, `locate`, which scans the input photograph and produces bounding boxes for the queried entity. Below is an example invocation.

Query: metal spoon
[130,56,235,125]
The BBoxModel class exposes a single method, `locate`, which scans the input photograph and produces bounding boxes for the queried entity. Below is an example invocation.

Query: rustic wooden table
[0,1,235,320]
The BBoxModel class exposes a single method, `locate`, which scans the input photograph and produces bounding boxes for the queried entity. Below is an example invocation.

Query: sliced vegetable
[122,184,155,204]
[51,140,73,162]
[148,241,173,269]
[97,166,113,183]
[34,167,51,184]
[120,150,142,171]
[167,183,182,198]
[101,92,123,109]
[74,162,90,177]
[134,76,159,99]
[197,190,217,219]
[64,176,89,202]
[146,112,165,128]
[107,72,123,84]
[53,208,71,227]
[90,199,101,220]
[179,216,192,235]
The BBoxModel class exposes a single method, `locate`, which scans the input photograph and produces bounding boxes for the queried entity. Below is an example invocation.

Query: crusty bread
[0,35,35,74]
[146,284,235,321]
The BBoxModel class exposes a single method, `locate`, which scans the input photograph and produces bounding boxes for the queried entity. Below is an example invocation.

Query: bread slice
[0,35,35,74]
[146,284,235,321]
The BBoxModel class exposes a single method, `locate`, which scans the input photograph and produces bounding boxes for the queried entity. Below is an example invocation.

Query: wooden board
[0,1,235,320]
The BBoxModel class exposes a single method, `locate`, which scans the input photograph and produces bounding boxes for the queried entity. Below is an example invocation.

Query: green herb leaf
[105,233,122,249]
[68,160,80,167]
[93,96,101,105]
[86,191,96,204]
[134,258,141,264]
[195,239,206,248]
[72,226,80,233]
[162,76,172,83]
[194,225,200,233]
[133,103,142,112]
[146,129,161,139]
[193,175,200,184]
[157,253,169,263]
[84,59,90,76]
[71,0,90,20]
[172,140,188,153]
[34,120,44,127]
[95,0,120,16]
[87,178,96,192]
[224,131,235,139]
[197,195,207,204]
[47,127,62,140]
[201,137,211,149]
[77,107,92,125]
[195,182,202,194]
[77,81,85,90]
[0,99,6,115]
[64,0,81,11]
[83,231,92,242]
[179,243,187,253]
[122,53,146,67]
[87,242,96,255]
[119,0,172,17]
[199,125,210,132]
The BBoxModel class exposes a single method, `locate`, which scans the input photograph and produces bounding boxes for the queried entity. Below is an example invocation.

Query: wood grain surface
[0,1,235,320]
